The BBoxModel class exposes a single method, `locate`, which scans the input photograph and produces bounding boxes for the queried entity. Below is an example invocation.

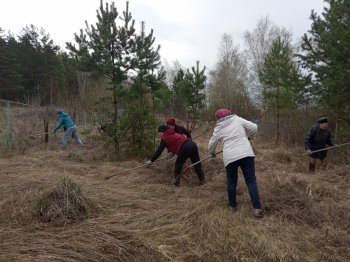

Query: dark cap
[55,109,63,115]
[317,117,328,124]
[158,124,169,132]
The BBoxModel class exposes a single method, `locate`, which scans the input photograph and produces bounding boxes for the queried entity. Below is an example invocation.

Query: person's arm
[150,139,166,162]
[52,118,63,133]
[326,130,336,146]
[182,126,192,139]
[208,127,220,155]
[304,126,315,150]
[240,117,257,139]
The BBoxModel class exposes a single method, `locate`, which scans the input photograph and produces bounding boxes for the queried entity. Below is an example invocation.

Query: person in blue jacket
[52,110,84,149]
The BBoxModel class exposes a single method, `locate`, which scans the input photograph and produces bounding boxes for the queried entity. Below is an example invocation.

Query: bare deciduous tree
[244,16,291,109]
[207,34,255,118]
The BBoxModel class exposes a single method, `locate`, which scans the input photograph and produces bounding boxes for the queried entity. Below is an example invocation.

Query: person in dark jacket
[146,125,205,186]
[52,109,84,149]
[304,117,336,172]
[166,118,192,139]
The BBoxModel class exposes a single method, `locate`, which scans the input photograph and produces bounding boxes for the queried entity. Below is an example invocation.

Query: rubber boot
[309,162,316,172]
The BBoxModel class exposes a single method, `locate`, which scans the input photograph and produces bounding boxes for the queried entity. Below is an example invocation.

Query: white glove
[167,152,175,160]
[146,160,153,168]
[306,149,312,155]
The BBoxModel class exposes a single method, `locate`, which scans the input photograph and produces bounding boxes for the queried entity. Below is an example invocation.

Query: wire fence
[0,99,103,150]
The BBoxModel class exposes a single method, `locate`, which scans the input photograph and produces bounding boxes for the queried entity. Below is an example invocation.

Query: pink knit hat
[215,108,232,120]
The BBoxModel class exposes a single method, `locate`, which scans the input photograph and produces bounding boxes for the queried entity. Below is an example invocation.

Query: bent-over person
[146,125,205,186]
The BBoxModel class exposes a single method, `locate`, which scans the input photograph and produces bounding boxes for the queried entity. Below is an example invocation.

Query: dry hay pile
[34,176,95,225]
[0,134,349,261]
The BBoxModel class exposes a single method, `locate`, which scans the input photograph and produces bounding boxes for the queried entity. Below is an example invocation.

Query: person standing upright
[304,117,336,172]
[208,108,263,218]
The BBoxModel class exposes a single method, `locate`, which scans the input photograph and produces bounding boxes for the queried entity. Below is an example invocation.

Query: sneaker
[254,209,264,219]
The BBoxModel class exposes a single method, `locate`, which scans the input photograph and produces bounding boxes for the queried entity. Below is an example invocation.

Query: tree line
[0,0,349,155]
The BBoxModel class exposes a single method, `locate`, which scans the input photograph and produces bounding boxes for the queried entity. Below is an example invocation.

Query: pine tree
[0,30,23,99]
[259,36,303,144]
[299,0,350,137]
[182,61,207,130]
[124,21,165,155]
[67,0,137,152]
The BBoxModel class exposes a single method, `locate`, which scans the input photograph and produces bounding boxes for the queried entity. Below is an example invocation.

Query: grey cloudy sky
[0,0,326,70]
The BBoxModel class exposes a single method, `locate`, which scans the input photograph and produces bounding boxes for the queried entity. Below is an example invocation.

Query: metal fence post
[6,101,13,148]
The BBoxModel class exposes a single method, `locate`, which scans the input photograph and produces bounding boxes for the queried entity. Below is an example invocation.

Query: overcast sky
[1,0,326,70]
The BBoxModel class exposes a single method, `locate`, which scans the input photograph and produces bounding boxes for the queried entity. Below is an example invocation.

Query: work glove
[167,152,175,160]
[306,149,312,156]
[211,152,216,158]
[146,160,153,168]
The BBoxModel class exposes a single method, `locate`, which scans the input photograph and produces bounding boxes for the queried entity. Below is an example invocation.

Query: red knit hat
[215,108,232,120]
[166,118,176,126]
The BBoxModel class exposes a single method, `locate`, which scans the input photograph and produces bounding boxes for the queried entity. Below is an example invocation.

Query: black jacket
[174,124,191,139]
[304,125,335,158]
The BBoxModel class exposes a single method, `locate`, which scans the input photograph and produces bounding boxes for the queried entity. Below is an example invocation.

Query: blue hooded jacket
[52,111,75,133]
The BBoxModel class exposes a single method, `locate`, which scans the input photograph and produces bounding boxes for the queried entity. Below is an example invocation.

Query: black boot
[198,176,205,186]
[174,173,181,187]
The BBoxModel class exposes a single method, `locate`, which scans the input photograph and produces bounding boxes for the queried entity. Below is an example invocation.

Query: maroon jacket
[150,129,189,162]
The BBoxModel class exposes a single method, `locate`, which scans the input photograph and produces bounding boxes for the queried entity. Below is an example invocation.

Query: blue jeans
[225,157,261,209]
[62,126,84,148]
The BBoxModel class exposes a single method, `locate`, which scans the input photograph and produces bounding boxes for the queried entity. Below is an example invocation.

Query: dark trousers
[225,157,261,209]
[174,141,204,181]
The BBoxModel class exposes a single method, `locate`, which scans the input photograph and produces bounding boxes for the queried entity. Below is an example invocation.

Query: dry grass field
[0,131,349,261]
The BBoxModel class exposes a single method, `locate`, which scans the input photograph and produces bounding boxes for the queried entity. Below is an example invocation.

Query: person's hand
[306,149,312,155]
[167,152,175,160]
[146,160,153,168]
[333,144,337,147]
[211,152,216,158]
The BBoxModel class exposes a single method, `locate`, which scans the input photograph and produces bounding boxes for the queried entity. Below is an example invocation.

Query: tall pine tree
[259,36,303,144]
[299,0,350,138]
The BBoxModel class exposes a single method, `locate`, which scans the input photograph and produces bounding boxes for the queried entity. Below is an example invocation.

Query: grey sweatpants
[62,125,84,148]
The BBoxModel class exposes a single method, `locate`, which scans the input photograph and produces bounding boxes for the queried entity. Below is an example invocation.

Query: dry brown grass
[0,132,349,261]
[34,176,96,225]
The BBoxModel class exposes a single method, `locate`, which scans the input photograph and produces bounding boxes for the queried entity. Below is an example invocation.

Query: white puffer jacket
[208,115,257,167]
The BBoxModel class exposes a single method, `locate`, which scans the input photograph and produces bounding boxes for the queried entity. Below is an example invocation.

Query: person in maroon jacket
[146,125,205,186]
[166,118,192,139]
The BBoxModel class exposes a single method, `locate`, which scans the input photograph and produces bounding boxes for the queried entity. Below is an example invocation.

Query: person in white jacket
[208,108,263,218]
